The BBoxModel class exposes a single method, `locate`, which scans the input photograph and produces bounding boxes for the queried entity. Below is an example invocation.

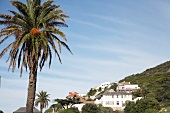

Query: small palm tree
[35,90,50,113]
[0,0,71,112]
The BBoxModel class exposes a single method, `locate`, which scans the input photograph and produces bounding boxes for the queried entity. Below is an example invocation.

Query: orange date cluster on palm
[31,28,41,35]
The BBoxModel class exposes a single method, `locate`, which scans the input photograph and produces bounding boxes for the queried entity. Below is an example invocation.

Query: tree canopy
[124,98,160,113]
[82,104,100,113]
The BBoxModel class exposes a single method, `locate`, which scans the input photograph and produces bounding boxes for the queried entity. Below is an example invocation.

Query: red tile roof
[67,91,80,98]
[66,91,94,104]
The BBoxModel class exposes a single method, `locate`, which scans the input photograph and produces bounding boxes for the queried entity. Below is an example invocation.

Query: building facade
[95,89,133,111]
[117,81,140,93]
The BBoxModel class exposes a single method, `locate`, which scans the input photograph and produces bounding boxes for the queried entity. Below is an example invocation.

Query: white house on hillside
[117,81,140,93]
[95,89,133,111]
[95,82,112,90]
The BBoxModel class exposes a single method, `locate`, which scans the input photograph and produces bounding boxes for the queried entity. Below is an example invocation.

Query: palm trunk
[26,57,38,113]
[40,105,43,113]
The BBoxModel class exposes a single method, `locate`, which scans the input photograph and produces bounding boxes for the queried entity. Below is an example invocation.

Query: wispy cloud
[70,18,119,33]
[87,14,137,27]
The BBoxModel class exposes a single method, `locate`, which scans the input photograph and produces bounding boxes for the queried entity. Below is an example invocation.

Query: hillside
[119,61,170,106]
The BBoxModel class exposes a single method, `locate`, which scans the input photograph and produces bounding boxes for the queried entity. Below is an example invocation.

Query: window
[117,95,119,98]
[106,101,109,105]
[106,101,114,105]
[109,101,113,105]
[121,95,123,98]
[122,101,125,106]
[105,95,109,99]
[117,101,119,105]
[112,95,114,98]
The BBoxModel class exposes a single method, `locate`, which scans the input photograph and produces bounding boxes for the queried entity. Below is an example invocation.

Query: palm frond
[0,36,10,44]
[60,41,73,55]
[0,43,13,58]
[10,0,28,17]
[48,21,68,27]
[48,46,52,68]
[33,0,41,7]
[50,28,67,41]
[48,37,62,63]
[41,0,54,9]
[0,14,12,19]
[51,34,72,54]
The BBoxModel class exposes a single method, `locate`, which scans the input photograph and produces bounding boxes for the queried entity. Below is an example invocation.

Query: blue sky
[1,0,170,112]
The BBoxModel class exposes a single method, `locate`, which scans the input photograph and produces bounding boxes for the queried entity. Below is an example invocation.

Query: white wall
[95,93,132,111]
[117,84,140,90]
[103,94,132,107]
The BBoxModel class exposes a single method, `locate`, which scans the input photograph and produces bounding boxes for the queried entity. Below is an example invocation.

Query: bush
[0,110,3,113]
[69,107,80,113]
[124,98,160,113]
[82,103,100,113]
[100,107,114,113]
[59,109,74,113]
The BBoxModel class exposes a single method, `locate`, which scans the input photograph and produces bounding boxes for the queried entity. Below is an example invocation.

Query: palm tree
[35,90,50,113]
[0,0,71,112]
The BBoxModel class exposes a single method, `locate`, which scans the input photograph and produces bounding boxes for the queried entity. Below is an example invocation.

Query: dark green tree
[54,99,70,109]
[124,101,136,113]
[44,103,63,113]
[98,87,102,92]
[67,96,82,107]
[51,103,63,112]
[140,87,149,98]
[97,104,113,113]
[100,107,113,113]
[0,110,4,113]
[82,103,100,113]
[87,88,97,96]
[132,87,149,99]
[0,0,71,112]
[156,77,170,103]
[132,89,142,98]
[124,98,160,113]
[54,96,81,109]
[35,90,50,113]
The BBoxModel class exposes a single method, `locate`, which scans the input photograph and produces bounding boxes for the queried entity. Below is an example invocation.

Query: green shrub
[69,107,80,113]
[59,109,74,113]
[82,103,100,113]
[100,107,113,113]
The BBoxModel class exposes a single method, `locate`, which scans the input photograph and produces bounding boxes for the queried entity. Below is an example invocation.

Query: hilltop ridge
[120,60,170,106]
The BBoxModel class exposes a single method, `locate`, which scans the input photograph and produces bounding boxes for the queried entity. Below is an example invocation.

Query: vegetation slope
[120,61,170,106]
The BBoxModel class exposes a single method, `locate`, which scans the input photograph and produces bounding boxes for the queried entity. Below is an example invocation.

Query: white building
[95,82,112,90]
[117,81,140,93]
[95,89,133,111]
